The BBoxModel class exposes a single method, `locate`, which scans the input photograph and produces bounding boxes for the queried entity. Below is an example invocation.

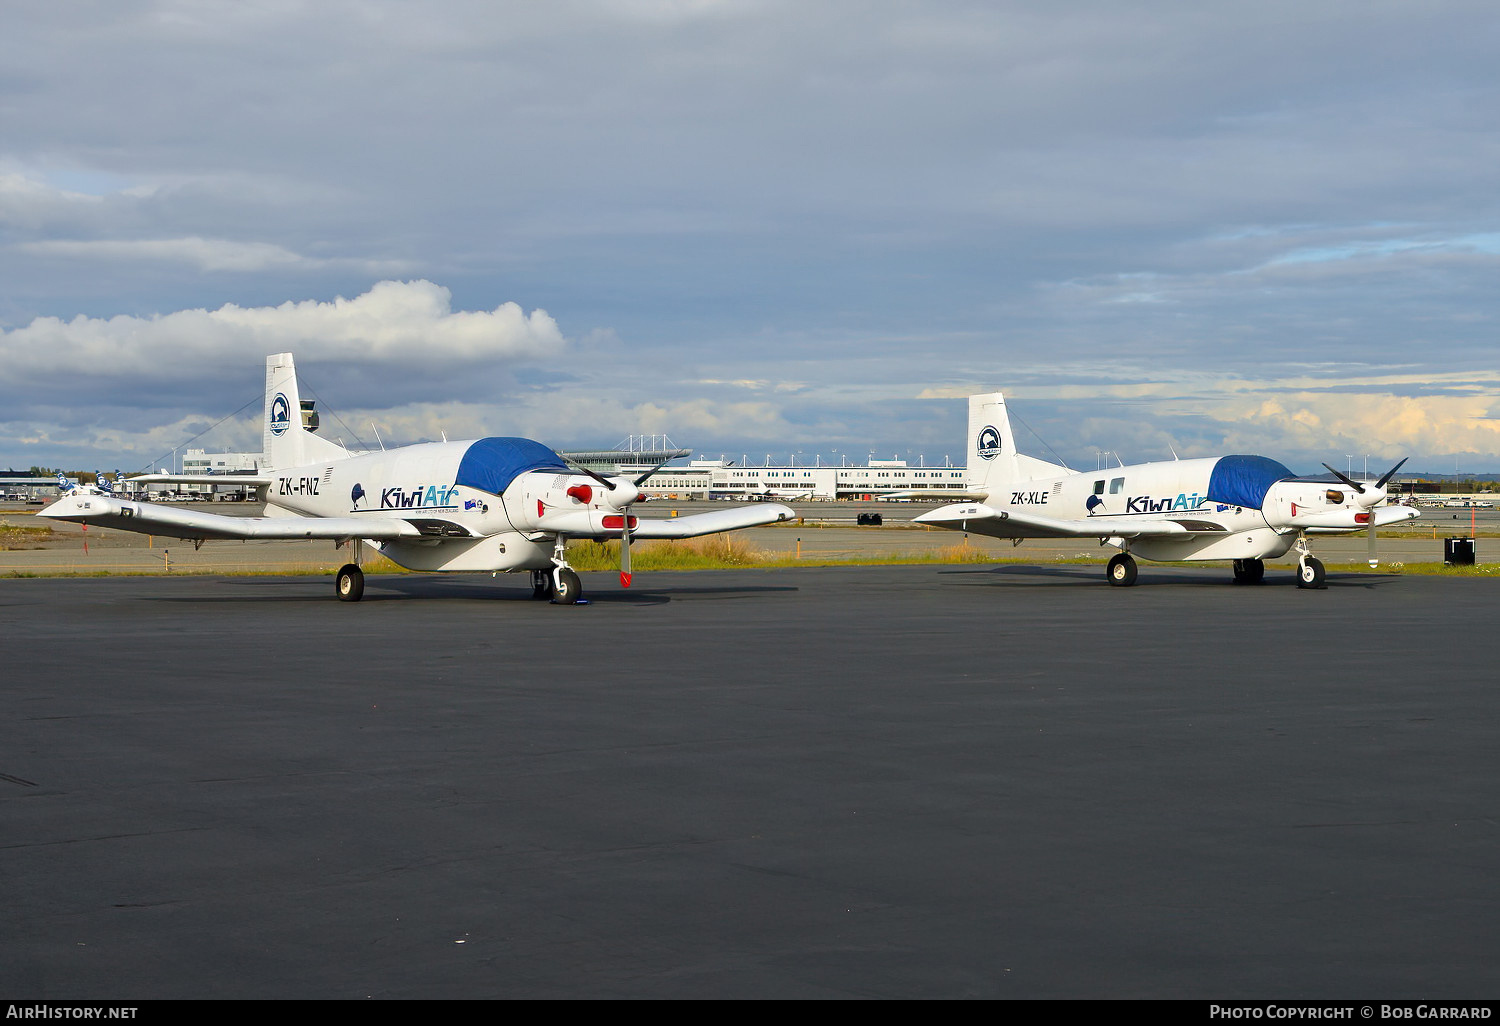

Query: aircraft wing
[628,503,796,538]
[38,494,424,541]
[912,502,1228,540]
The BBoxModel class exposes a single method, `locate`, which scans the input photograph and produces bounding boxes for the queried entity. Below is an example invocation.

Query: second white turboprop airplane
[911,393,1419,588]
[40,353,794,603]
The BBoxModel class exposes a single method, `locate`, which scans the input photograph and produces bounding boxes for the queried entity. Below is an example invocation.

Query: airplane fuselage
[982,456,1291,561]
[266,439,628,573]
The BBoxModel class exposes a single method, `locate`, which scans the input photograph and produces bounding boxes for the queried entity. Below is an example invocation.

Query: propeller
[617,458,682,581]
[558,456,648,586]
[1323,459,1408,568]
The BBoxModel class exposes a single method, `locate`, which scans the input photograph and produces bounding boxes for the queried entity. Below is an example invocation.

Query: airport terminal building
[634,458,969,500]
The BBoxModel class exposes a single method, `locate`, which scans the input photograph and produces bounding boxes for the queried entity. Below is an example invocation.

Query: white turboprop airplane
[911,393,1419,588]
[41,353,795,603]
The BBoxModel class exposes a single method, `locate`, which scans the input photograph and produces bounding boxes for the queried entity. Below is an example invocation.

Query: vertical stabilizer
[263,354,345,470]
[966,392,1020,499]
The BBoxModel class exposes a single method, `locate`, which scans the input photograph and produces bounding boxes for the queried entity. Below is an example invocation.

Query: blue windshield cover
[456,437,568,495]
[1206,455,1295,509]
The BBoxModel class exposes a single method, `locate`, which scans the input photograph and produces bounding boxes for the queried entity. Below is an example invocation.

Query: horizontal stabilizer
[125,473,273,486]
[877,489,988,501]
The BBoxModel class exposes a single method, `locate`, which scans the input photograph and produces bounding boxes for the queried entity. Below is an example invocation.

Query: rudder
[262,353,345,471]
[966,392,1020,499]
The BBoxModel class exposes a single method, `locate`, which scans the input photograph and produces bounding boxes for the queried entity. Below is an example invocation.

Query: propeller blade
[1375,457,1408,490]
[632,457,674,488]
[1321,463,1366,494]
[619,520,632,588]
[561,456,619,491]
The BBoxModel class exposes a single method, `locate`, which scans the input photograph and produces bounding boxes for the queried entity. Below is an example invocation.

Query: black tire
[1106,553,1138,587]
[531,570,552,600]
[1233,558,1265,584]
[551,568,583,605]
[1297,556,1325,590]
[336,564,365,602]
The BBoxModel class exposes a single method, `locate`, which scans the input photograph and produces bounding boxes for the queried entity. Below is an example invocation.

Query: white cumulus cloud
[0,280,565,384]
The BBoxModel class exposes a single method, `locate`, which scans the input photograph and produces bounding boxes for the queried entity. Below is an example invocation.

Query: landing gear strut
[1106,552,1138,587]
[548,535,583,604]
[1293,534,1325,590]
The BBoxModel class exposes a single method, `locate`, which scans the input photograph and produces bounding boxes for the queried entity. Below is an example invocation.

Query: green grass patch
[0,524,57,550]
[567,535,772,570]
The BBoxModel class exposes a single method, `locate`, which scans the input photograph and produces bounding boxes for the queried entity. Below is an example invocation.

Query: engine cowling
[509,471,642,534]
[1262,478,1389,531]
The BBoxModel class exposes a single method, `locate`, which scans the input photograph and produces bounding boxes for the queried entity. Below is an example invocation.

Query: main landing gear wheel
[1106,553,1138,587]
[1232,558,1265,584]
[551,567,583,605]
[335,563,365,602]
[1297,556,1326,590]
[531,570,552,600]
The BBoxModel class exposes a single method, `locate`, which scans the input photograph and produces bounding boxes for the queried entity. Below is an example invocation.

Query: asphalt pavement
[2,566,1496,998]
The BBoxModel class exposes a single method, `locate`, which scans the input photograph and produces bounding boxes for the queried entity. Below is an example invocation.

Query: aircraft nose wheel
[1106,553,1138,587]
[551,567,583,604]
[335,563,365,602]
[1232,558,1265,584]
[1296,556,1326,590]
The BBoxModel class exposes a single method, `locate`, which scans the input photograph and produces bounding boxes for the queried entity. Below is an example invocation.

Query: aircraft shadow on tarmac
[937,563,1403,588]
[374,576,799,604]
[140,574,800,606]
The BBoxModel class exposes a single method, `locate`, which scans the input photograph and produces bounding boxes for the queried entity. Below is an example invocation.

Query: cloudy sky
[3,0,1498,475]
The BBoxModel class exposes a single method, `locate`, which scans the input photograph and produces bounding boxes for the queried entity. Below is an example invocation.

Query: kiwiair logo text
[975,425,1002,461]
[269,393,292,436]
[380,484,460,510]
[1125,492,1208,513]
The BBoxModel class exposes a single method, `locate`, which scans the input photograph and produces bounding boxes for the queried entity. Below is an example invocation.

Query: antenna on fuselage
[371,422,386,451]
